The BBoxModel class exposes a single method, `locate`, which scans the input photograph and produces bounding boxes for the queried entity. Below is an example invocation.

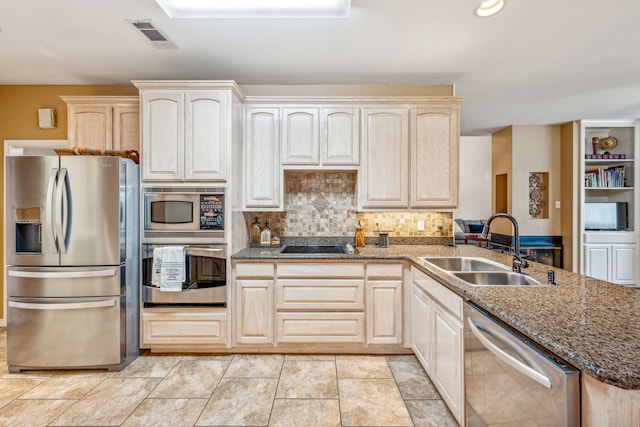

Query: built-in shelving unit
[579,120,639,286]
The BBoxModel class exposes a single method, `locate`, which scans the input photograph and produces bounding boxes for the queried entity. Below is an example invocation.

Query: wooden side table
[465,235,490,248]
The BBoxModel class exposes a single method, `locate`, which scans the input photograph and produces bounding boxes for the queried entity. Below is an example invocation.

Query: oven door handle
[468,317,552,389]
[184,247,225,257]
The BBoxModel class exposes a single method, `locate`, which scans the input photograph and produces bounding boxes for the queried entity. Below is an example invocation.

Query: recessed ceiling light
[476,0,505,17]
[154,0,351,18]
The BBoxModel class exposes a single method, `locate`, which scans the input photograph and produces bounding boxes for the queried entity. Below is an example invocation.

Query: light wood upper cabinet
[282,108,320,165]
[62,96,139,152]
[134,81,242,182]
[140,91,184,180]
[321,108,360,165]
[184,91,228,180]
[244,107,282,210]
[140,90,229,181]
[410,105,460,208]
[360,108,410,209]
[281,106,359,167]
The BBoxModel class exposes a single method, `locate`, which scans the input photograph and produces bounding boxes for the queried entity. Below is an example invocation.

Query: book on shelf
[584,165,626,188]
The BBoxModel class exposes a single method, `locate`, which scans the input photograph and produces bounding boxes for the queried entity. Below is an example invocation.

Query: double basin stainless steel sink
[420,256,546,287]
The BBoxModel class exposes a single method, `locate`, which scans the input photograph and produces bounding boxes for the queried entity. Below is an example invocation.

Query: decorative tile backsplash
[243,171,453,238]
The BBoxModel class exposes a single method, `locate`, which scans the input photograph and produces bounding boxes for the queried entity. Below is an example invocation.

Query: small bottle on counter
[250,217,261,247]
[261,221,271,246]
[354,220,365,247]
[270,228,281,247]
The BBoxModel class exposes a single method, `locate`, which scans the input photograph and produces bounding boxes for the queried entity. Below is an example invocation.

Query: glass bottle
[250,217,261,246]
[270,228,281,247]
[260,221,271,246]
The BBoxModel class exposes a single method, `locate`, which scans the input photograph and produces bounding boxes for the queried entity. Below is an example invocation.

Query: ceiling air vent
[127,20,177,49]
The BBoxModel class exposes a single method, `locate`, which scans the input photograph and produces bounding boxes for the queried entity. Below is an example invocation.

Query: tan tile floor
[0,328,458,426]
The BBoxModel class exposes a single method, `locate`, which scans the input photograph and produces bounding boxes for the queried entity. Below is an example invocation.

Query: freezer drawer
[7,296,124,371]
[8,265,123,298]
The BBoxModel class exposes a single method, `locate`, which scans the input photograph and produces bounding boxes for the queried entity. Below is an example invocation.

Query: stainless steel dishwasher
[464,302,580,426]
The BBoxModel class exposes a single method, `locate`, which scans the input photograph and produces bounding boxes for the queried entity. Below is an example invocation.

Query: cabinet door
[360,108,409,209]
[411,106,459,208]
[67,105,112,150]
[235,280,274,344]
[141,91,184,181]
[244,107,281,209]
[367,280,402,344]
[282,108,319,165]
[321,108,360,165]
[583,244,611,281]
[432,304,464,425]
[112,105,140,152]
[184,91,227,181]
[611,244,636,285]
[410,284,432,374]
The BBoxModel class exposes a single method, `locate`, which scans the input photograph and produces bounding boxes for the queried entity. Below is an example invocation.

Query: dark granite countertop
[232,244,640,390]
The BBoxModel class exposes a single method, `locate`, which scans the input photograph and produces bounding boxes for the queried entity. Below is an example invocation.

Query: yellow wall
[0,84,138,320]
[491,127,513,236]
[560,121,579,271]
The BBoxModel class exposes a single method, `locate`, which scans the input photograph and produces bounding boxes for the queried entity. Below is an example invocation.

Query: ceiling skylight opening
[154,0,351,18]
[475,0,505,17]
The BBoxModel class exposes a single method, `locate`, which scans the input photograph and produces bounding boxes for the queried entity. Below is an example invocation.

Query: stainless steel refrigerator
[5,155,140,372]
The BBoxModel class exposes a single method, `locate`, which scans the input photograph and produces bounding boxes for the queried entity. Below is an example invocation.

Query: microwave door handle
[53,168,68,254]
[47,167,59,250]
[468,317,552,389]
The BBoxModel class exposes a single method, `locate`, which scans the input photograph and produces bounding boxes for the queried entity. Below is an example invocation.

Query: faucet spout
[483,213,529,273]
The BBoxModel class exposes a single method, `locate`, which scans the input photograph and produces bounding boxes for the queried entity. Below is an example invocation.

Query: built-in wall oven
[141,244,226,306]
[142,187,227,306]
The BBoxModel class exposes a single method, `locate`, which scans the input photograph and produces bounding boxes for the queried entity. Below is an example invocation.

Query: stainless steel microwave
[143,187,225,243]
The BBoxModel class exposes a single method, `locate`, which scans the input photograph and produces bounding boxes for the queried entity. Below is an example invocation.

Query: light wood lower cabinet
[410,284,432,372]
[366,263,403,345]
[141,309,227,346]
[410,266,464,425]
[236,279,274,345]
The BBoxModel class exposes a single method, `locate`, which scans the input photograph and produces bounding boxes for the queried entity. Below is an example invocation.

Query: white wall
[456,136,492,220]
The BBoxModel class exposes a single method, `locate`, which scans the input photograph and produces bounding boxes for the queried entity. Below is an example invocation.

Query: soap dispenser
[354,220,365,247]
[260,221,271,246]
[250,217,261,247]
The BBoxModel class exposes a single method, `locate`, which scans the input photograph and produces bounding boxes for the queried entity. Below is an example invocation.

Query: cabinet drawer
[367,263,403,279]
[235,262,275,278]
[276,312,365,343]
[142,310,227,345]
[411,267,462,319]
[277,279,364,310]
[277,262,364,278]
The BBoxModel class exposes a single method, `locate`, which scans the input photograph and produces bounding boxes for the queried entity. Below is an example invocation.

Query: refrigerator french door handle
[9,299,116,310]
[54,168,69,254]
[467,317,552,389]
[8,268,117,279]
[47,167,59,250]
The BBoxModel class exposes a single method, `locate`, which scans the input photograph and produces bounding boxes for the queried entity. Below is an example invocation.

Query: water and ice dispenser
[15,207,42,253]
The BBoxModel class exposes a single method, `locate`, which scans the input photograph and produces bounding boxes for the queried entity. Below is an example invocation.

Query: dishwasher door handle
[468,317,552,389]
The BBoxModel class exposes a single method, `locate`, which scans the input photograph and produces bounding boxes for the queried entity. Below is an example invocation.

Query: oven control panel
[199,195,224,230]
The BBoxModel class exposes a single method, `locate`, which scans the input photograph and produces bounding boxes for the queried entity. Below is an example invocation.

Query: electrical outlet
[417,220,425,231]
[555,201,561,208]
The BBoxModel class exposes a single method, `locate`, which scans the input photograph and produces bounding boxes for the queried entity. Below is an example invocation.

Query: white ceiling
[2,0,640,135]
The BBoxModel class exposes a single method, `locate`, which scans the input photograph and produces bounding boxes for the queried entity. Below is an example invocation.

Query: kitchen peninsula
[233,243,640,426]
